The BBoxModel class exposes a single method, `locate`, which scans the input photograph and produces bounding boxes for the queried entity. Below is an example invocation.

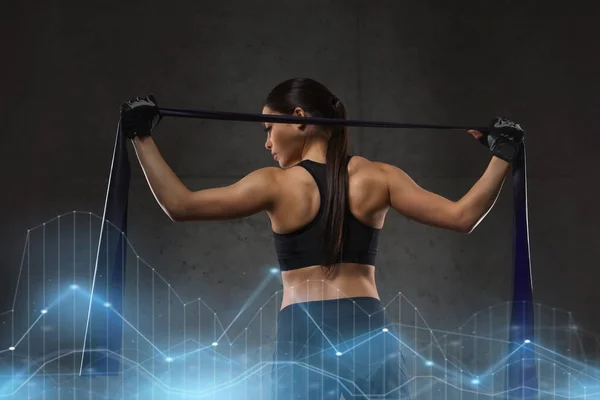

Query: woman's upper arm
[377,162,467,233]
[172,167,281,222]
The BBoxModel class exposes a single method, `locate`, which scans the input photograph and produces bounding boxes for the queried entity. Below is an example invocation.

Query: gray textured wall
[1,0,599,397]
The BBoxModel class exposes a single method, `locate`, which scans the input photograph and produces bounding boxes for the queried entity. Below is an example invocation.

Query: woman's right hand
[469,117,525,162]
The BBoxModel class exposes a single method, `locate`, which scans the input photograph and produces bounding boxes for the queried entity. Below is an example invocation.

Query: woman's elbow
[165,203,186,222]
[166,210,182,222]
[460,224,475,234]
[169,206,194,222]
[166,194,195,222]
[169,213,183,223]
[453,209,474,234]
[452,221,473,234]
[457,216,484,234]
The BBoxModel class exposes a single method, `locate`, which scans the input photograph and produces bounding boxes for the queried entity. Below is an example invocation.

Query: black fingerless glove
[120,95,162,139]
[478,117,525,162]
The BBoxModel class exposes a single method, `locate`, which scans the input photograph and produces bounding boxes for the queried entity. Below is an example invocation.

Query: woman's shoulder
[349,155,403,174]
[346,156,392,190]
[348,155,388,174]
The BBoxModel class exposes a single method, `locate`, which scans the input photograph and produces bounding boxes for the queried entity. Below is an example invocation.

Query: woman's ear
[293,107,306,117]
[293,107,307,131]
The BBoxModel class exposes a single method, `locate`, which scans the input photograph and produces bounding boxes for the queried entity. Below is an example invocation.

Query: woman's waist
[280,263,376,287]
[280,267,379,310]
[279,295,385,320]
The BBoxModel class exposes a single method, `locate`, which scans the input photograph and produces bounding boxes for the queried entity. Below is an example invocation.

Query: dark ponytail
[264,78,349,279]
[321,98,349,279]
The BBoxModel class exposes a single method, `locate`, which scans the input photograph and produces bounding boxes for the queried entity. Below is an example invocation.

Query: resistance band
[81,107,536,398]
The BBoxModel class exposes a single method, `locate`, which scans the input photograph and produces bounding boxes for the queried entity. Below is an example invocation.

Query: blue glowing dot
[212,342,218,347]
[70,284,78,289]
[103,302,111,308]
[471,379,480,385]
[8,346,15,351]
[336,352,342,356]
[382,328,389,332]
[425,361,434,366]
[270,267,279,274]
[165,357,173,362]
[524,339,531,344]
[41,309,48,314]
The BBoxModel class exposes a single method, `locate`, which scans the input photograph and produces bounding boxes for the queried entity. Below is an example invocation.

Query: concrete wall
[1,0,599,397]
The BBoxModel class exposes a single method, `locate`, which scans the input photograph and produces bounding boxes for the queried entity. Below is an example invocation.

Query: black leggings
[271,296,411,399]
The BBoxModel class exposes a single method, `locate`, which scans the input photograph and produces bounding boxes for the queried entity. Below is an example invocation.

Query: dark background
[1,0,599,379]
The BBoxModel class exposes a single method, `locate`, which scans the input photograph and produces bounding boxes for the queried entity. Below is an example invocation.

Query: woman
[120,77,523,399]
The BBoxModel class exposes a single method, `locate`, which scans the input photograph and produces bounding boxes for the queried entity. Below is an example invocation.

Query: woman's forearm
[131,136,190,219]
[458,156,511,233]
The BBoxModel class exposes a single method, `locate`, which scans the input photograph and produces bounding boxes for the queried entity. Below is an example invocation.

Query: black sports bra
[273,157,380,271]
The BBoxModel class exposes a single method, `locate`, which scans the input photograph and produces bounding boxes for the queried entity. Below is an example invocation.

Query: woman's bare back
[267,156,391,309]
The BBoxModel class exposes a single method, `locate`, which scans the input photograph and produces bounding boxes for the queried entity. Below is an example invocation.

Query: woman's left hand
[120,95,162,140]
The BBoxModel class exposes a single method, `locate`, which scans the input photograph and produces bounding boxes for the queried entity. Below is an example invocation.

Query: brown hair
[264,78,349,279]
